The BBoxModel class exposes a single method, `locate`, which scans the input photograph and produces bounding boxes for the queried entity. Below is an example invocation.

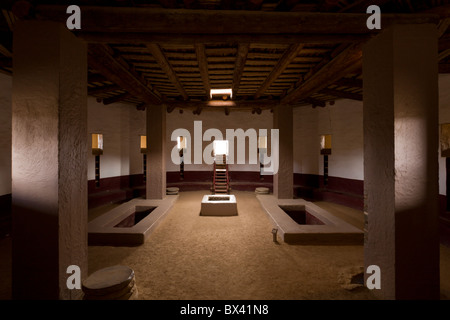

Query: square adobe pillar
[273,104,293,199]
[363,23,439,300]
[12,21,88,299]
[146,104,166,199]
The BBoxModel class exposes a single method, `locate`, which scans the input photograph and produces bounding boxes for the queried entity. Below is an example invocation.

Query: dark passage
[278,206,324,225]
[114,206,156,228]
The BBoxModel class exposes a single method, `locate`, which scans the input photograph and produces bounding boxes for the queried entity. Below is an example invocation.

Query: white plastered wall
[165,109,273,172]
[293,98,364,181]
[87,97,146,180]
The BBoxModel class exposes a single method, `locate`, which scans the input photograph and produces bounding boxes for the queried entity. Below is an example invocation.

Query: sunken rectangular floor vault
[88,196,178,246]
[257,195,363,244]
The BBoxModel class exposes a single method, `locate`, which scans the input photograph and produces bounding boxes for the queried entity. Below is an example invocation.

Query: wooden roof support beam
[77,33,370,45]
[320,88,363,101]
[439,63,450,73]
[146,43,188,100]
[220,0,236,10]
[338,0,390,13]
[0,57,12,68]
[165,99,281,110]
[103,92,134,105]
[156,0,177,8]
[439,49,450,62]
[254,43,304,99]
[88,73,108,83]
[232,43,249,97]
[304,97,326,108]
[88,44,162,105]
[282,43,363,104]
[34,6,439,35]
[195,43,210,98]
[332,78,363,88]
[88,84,121,96]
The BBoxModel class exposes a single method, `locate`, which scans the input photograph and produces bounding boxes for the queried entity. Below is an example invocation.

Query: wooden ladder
[213,154,229,194]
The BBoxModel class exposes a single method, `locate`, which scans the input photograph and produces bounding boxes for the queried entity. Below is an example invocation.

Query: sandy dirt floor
[87,191,374,300]
[1,190,449,299]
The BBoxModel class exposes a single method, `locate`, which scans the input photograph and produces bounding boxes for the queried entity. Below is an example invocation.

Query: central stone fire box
[200,195,238,216]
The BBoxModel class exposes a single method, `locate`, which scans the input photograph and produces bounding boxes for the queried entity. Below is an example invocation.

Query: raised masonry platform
[200,194,238,216]
[88,196,178,246]
[257,195,363,244]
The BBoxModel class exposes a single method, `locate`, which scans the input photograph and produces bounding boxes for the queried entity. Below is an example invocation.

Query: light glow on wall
[92,133,103,155]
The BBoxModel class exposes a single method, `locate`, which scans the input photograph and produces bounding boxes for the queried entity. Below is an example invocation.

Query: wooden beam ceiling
[34,6,439,37]
[254,43,304,99]
[232,43,249,96]
[195,43,210,98]
[102,92,133,105]
[165,99,282,110]
[88,84,121,95]
[88,44,162,105]
[320,88,363,101]
[304,97,326,108]
[146,43,189,100]
[332,78,363,88]
[282,43,363,104]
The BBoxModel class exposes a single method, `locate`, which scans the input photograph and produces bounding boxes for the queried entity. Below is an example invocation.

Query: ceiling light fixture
[210,88,232,100]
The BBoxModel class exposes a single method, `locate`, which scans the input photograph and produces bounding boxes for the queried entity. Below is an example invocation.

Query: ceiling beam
[102,92,134,105]
[76,32,370,45]
[438,18,450,38]
[439,63,450,73]
[88,73,108,83]
[338,0,391,13]
[88,44,162,105]
[332,78,363,88]
[320,88,363,101]
[232,43,249,97]
[164,99,283,110]
[88,84,121,96]
[146,43,188,100]
[195,43,210,98]
[0,57,12,68]
[303,97,326,108]
[254,43,304,99]
[34,6,439,35]
[156,0,177,8]
[282,43,363,104]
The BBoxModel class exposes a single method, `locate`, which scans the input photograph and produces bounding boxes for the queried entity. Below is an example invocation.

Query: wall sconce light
[140,135,147,154]
[92,133,103,156]
[320,134,332,155]
[178,136,186,179]
[92,133,103,187]
[320,134,331,186]
[140,135,147,182]
[258,136,267,180]
[441,124,450,157]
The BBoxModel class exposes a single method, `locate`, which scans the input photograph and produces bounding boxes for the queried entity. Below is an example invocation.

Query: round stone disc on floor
[82,265,135,296]
[255,187,269,194]
[166,187,179,195]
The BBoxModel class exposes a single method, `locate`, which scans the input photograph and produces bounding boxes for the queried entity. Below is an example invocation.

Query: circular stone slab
[166,187,179,194]
[255,187,269,194]
[82,265,135,296]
